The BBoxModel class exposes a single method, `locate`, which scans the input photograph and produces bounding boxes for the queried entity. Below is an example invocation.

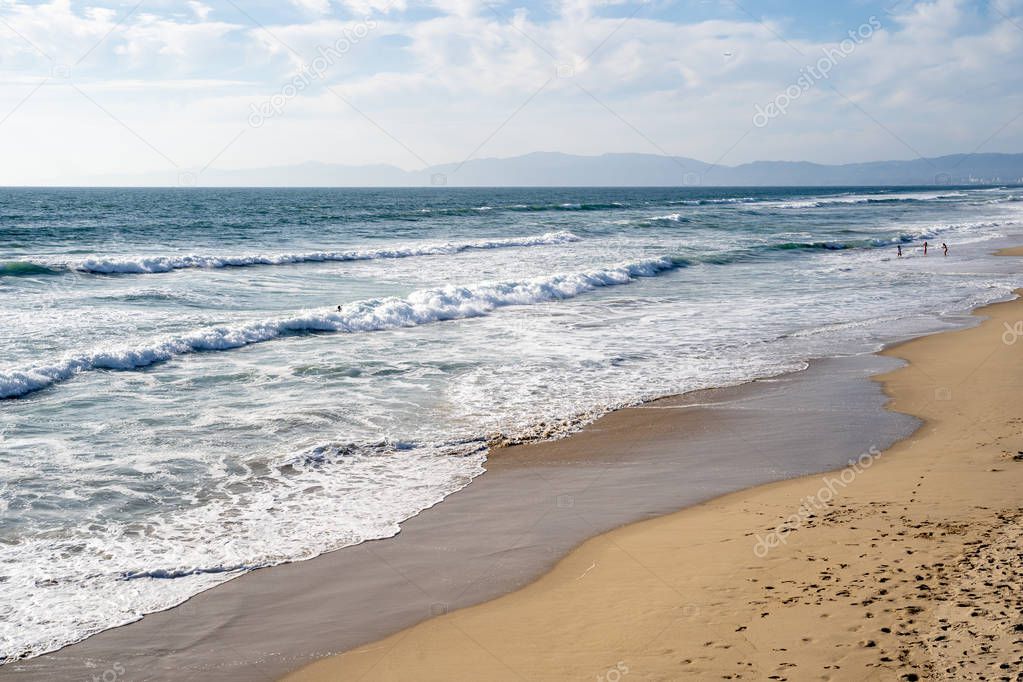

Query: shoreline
[3,252,1019,681]
[3,351,919,680]
[287,280,1023,680]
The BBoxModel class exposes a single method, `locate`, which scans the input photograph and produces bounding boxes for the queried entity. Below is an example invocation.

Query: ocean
[1,185,1021,663]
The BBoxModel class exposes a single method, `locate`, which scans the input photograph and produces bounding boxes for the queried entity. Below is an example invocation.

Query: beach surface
[4,186,1020,674]
[286,287,1023,681]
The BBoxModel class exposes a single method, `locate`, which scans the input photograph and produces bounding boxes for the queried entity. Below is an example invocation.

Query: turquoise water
[1,185,1022,661]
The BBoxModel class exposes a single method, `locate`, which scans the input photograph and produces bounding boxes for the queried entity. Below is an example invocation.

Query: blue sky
[1,0,1021,184]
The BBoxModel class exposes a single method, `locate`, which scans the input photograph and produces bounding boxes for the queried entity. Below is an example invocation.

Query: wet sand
[287,289,1023,681]
[2,355,917,680]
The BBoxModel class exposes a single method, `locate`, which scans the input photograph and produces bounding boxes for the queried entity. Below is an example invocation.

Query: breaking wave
[0,255,687,399]
[37,231,582,275]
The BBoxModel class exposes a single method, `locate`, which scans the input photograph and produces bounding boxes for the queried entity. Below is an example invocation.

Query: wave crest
[0,256,685,399]
[0,262,60,277]
[42,231,582,275]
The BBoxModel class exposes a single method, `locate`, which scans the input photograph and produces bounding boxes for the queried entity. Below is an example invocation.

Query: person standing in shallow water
[897,244,903,257]
[943,242,949,256]
[923,241,929,255]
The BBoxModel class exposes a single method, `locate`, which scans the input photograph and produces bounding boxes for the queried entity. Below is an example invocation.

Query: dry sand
[286,288,1023,681]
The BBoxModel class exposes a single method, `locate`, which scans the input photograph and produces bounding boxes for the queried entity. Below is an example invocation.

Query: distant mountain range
[81,151,1023,187]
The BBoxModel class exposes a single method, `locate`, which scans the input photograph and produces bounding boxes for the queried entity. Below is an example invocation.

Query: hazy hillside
[76,152,1023,187]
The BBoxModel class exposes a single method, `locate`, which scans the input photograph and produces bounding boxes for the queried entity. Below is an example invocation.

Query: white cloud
[342,0,407,14]
[0,0,1021,184]
[187,1,212,21]
[290,0,333,15]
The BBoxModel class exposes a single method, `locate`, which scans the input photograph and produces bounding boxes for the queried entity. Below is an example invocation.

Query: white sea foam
[0,440,487,663]
[45,231,581,275]
[0,256,683,399]
[770,191,967,209]
[650,213,688,222]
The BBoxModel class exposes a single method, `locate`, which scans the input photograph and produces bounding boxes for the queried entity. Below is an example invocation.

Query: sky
[0,0,1022,184]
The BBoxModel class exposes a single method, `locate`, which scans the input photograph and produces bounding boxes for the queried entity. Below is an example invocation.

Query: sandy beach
[287,286,1023,679]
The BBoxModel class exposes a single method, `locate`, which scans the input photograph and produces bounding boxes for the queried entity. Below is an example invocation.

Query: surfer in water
[942,242,948,256]
[897,244,903,257]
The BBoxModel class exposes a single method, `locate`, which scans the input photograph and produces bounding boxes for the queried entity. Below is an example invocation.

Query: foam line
[37,231,582,275]
[0,256,686,399]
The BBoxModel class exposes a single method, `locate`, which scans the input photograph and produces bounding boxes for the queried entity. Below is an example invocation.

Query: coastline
[3,352,918,680]
[3,255,1019,681]
[285,289,1023,678]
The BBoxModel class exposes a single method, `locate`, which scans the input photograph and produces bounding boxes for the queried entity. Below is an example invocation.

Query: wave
[507,202,625,212]
[772,198,901,209]
[648,191,968,212]
[769,230,943,253]
[120,564,258,580]
[772,241,857,251]
[37,231,582,276]
[0,256,687,399]
[621,213,695,229]
[412,202,627,216]
[625,213,693,227]
[770,192,967,209]
[0,262,59,277]
[982,194,1022,204]
[687,228,956,265]
[666,197,756,206]
[381,202,628,219]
